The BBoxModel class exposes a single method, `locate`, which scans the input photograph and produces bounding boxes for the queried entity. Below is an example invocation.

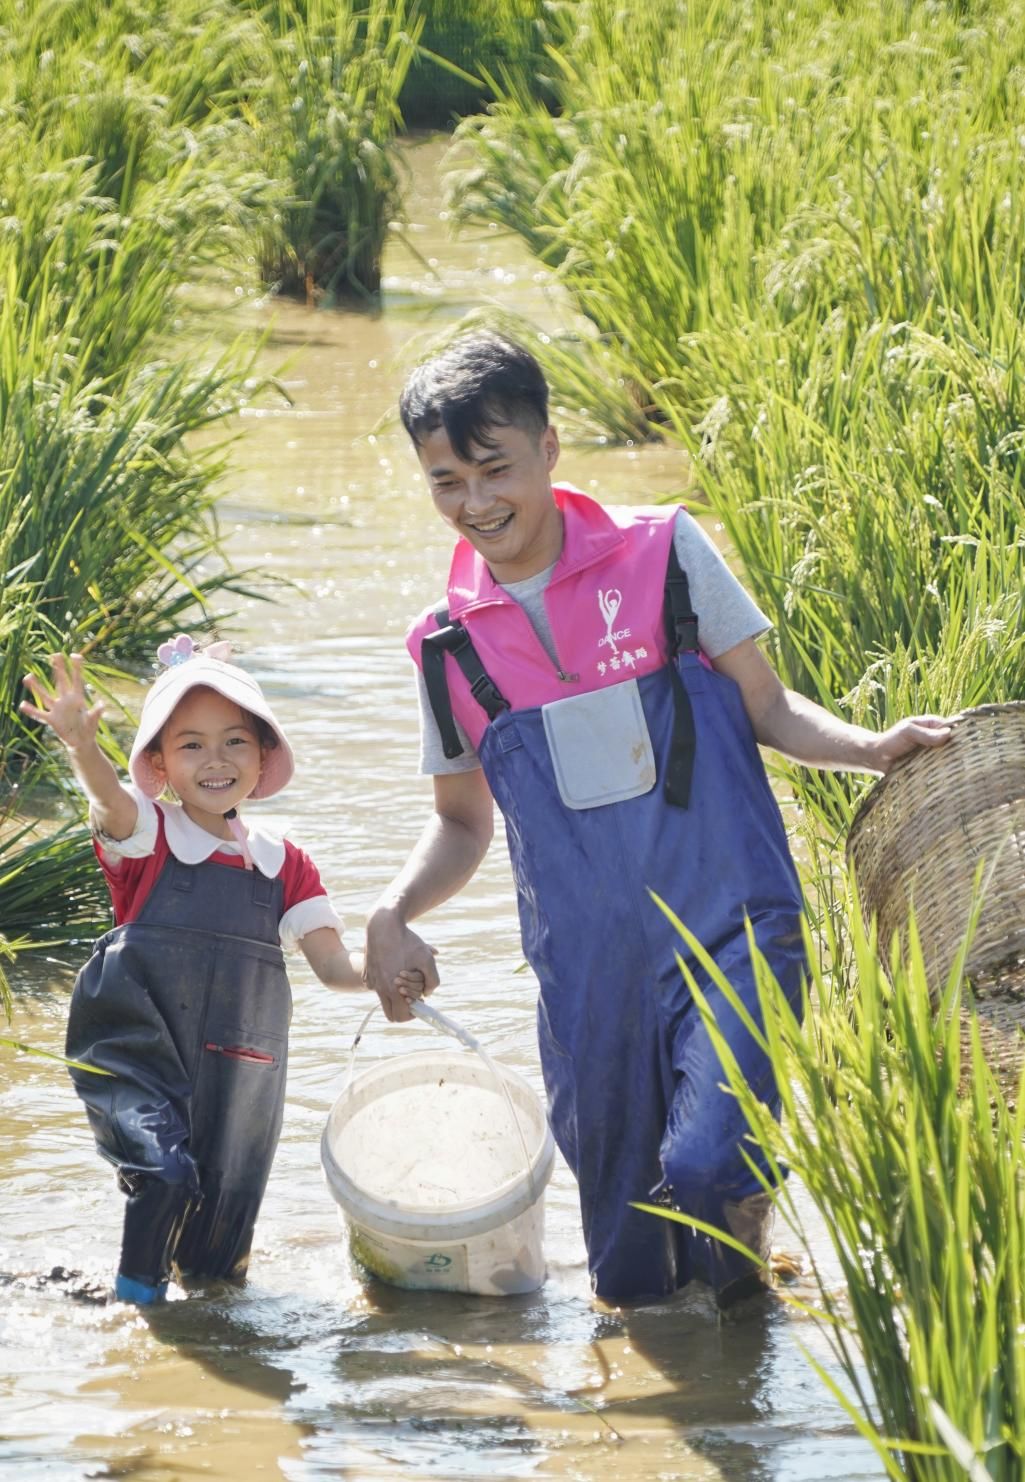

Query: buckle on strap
[672,612,699,654]
[422,611,510,735]
[469,672,510,714]
[664,541,700,656]
[422,618,466,760]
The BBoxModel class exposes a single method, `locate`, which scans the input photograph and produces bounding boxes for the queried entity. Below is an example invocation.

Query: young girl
[21,635,420,1305]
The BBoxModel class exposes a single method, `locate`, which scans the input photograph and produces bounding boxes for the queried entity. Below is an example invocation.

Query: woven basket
[846,703,1025,1085]
[962,956,1025,1087]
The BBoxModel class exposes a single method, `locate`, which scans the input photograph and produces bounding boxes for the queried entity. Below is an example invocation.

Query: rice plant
[400,0,546,129]
[0,4,275,768]
[447,0,1025,435]
[658,895,1025,1480]
[0,821,111,941]
[0,935,11,1021]
[252,0,421,301]
[0,0,277,936]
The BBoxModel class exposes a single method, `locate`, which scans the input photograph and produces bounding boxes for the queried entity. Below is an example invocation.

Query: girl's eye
[227,736,250,747]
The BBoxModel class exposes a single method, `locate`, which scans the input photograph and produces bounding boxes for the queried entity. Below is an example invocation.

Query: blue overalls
[65,852,291,1296]
[422,552,807,1304]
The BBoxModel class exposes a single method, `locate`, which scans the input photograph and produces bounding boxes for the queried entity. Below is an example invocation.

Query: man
[363,332,950,1306]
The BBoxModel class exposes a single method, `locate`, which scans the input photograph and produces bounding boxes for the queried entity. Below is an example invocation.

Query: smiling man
[419,414,562,584]
[363,331,950,1307]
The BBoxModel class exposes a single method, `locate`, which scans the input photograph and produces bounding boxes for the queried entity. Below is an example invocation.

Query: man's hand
[870,715,953,773]
[363,907,440,1023]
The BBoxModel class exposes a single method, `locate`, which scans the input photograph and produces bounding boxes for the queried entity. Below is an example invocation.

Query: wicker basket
[963,956,1025,1087]
[846,703,1025,1085]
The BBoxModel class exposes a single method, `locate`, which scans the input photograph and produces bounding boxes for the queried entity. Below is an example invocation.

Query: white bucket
[321,1046,555,1296]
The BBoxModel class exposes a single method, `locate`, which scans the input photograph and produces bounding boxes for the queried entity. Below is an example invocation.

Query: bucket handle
[342,1000,489,1073]
[341,1000,539,1204]
[408,998,484,1050]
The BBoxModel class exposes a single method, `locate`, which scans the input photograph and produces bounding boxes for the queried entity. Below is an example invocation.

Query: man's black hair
[399,332,550,462]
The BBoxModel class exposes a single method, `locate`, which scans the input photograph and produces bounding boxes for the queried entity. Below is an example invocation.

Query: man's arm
[364,768,494,1022]
[712,638,952,773]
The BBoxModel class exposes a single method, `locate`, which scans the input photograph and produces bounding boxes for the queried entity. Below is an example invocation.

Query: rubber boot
[114,1273,169,1306]
[117,1174,194,1301]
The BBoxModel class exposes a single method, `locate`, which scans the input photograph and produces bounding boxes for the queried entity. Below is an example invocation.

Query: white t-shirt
[415,508,770,775]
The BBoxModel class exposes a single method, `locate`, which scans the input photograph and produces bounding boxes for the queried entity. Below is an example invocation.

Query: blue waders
[487,656,806,1302]
[423,557,806,1304]
[65,855,291,1299]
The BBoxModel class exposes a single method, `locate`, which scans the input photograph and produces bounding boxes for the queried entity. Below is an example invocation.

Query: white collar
[157,799,286,877]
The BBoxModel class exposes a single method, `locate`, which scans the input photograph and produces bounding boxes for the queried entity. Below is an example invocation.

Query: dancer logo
[598,588,631,652]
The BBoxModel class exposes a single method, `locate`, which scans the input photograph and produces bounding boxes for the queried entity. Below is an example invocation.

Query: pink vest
[406,485,680,751]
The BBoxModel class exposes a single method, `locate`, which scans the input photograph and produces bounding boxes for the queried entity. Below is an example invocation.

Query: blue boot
[115,1273,168,1306]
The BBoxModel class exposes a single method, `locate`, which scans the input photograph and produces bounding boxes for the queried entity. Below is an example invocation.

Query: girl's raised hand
[20,653,104,752]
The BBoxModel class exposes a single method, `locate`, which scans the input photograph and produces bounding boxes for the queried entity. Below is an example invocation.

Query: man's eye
[487,465,509,476]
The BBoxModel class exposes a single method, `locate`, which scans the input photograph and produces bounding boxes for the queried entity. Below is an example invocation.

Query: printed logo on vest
[597,588,632,652]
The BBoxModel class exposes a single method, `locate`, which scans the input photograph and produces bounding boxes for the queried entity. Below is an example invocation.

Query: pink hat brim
[128,657,295,800]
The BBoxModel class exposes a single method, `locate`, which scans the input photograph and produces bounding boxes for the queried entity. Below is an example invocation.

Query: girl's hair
[399,331,550,461]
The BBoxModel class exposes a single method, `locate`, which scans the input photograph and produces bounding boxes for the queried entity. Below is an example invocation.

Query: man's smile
[464,512,514,534]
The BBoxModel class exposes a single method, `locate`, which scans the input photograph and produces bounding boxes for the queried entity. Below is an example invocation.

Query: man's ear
[542,424,560,472]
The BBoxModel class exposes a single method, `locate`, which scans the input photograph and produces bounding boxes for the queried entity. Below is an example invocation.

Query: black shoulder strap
[662,541,699,808]
[664,540,699,656]
[421,607,510,760]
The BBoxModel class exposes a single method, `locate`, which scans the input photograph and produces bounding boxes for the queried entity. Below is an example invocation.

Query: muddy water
[0,137,882,1481]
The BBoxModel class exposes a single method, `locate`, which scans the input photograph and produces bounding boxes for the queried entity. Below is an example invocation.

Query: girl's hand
[396,968,428,1004]
[20,653,103,752]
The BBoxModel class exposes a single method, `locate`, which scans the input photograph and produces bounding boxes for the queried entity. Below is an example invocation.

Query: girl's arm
[300,926,426,1000]
[20,654,139,839]
[712,638,952,772]
[299,927,363,988]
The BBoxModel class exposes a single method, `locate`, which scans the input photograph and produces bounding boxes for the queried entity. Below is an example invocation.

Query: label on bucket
[349,1226,470,1291]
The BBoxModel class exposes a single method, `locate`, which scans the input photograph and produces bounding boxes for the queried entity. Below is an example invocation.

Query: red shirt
[95,809,328,928]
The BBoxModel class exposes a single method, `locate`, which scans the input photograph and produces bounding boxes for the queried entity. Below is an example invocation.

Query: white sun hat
[129,634,295,800]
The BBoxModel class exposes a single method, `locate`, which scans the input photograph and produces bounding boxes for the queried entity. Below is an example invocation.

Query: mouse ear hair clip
[156,635,233,669]
[156,634,196,668]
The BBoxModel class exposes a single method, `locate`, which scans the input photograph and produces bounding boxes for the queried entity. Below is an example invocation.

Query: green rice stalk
[650,887,1025,1479]
[400,0,546,129]
[0,1039,113,1075]
[253,0,422,301]
[0,821,111,940]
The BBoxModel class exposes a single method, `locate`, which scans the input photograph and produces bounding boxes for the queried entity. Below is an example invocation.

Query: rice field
[1,0,1023,1471]
[446,0,1025,744]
